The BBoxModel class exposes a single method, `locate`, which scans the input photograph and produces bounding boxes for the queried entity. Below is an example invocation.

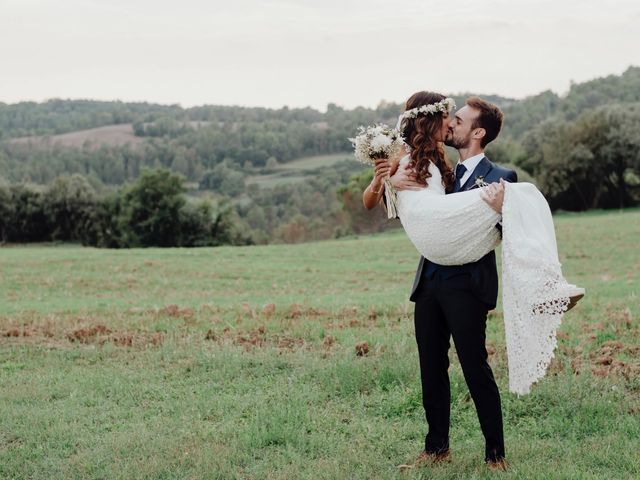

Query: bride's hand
[481,179,506,213]
[390,163,425,191]
[373,158,392,182]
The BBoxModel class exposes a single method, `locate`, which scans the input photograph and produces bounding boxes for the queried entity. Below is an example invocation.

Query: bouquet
[349,124,405,219]
[349,124,405,165]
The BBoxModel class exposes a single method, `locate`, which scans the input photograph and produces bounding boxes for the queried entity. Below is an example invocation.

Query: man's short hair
[466,96,504,147]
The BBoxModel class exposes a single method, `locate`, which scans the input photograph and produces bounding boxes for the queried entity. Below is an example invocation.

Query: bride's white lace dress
[394,157,584,395]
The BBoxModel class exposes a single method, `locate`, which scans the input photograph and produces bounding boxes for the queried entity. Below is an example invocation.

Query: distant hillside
[500,66,640,139]
[0,66,638,187]
[0,99,182,139]
[1,66,637,142]
[0,67,638,247]
[7,121,214,150]
[8,124,144,149]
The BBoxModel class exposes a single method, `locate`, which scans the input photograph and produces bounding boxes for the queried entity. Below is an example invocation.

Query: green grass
[0,209,639,479]
[245,172,308,188]
[274,153,353,171]
[246,153,353,187]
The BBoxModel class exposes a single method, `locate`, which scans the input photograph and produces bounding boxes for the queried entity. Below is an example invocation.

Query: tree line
[0,169,240,247]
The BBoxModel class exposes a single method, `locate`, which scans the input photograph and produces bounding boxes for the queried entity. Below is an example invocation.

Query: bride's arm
[363,179,384,210]
[363,158,394,209]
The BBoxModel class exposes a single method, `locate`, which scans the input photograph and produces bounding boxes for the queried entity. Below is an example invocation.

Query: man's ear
[472,128,486,142]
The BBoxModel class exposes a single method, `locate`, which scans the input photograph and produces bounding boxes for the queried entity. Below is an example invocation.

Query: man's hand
[481,178,506,214]
[390,163,425,191]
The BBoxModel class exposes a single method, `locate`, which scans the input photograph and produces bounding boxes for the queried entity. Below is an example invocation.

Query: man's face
[445,105,480,150]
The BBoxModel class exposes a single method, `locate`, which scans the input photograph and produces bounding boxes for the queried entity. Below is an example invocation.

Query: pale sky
[1,0,639,110]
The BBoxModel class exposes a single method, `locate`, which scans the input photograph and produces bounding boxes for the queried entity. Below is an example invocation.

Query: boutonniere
[469,175,489,190]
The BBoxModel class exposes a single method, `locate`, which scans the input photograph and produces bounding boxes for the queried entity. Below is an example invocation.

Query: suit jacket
[409,156,518,309]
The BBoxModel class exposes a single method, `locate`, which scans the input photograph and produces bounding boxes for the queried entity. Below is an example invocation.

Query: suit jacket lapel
[460,157,492,191]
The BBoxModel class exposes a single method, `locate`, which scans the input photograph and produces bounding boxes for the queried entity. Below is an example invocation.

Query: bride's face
[437,111,451,143]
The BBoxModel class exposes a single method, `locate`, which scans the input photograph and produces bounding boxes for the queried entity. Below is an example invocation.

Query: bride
[363,92,584,396]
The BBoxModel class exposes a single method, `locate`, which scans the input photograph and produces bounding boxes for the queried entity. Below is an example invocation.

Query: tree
[521,103,640,210]
[177,197,238,246]
[118,168,186,246]
[7,184,49,242]
[43,174,97,241]
[264,156,279,172]
[0,177,13,242]
[199,161,245,196]
[83,192,124,248]
[337,169,395,234]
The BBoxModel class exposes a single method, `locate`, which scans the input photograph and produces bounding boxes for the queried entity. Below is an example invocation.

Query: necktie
[455,163,467,189]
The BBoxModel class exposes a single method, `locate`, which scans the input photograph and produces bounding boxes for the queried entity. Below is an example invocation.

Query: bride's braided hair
[401,92,455,192]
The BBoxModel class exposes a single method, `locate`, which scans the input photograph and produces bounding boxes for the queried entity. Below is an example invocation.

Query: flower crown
[399,97,456,122]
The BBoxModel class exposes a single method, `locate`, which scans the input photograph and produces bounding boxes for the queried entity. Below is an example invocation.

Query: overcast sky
[1,0,639,110]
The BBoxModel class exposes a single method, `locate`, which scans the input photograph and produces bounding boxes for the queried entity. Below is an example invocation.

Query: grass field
[273,153,353,171]
[244,172,309,188]
[0,209,638,479]
[246,153,353,187]
[8,124,144,149]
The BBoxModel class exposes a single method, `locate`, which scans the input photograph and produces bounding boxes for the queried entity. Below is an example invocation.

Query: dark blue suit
[411,156,517,462]
[410,157,517,307]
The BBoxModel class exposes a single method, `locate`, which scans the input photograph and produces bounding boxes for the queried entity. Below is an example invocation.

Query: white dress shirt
[457,152,502,223]
[456,152,485,188]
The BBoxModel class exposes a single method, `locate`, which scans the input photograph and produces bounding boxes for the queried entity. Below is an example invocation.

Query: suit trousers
[413,271,505,462]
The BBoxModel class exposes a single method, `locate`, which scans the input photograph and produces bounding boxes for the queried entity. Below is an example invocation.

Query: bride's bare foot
[565,293,584,311]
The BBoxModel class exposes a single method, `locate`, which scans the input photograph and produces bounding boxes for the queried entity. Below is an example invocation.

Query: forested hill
[2,66,639,141]
[0,67,638,247]
[1,66,638,187]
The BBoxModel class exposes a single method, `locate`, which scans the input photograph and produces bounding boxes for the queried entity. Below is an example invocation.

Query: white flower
[399,97,456,124]
[349,123,405,165]
[370,134,392,151]
[473,176,489,189]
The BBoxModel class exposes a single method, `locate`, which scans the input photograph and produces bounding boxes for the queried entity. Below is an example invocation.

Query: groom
[392,96,517,471]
